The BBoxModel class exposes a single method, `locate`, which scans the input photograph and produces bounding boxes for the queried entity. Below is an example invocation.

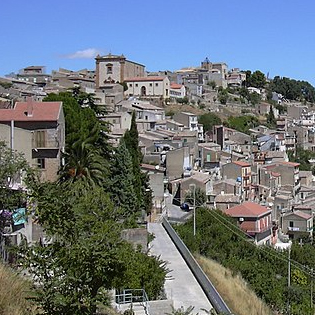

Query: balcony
[32,139,60,149]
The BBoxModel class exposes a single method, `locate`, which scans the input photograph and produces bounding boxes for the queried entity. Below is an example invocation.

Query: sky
[1,0,315,85]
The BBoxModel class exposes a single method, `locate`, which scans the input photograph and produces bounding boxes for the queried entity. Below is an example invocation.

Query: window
[106,63,113,74]
[37,158,45,169]
[129,84,132,87]
[35,131,46,147]
[135,84,138,87]
[149,83,152,87]
[155,83,158,87]
[289,221,294,227]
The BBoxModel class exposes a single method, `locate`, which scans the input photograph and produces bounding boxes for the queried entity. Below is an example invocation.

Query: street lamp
[189,183,196,236]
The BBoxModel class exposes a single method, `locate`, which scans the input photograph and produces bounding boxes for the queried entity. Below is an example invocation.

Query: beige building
[125,76,170,99]
[282,210,313,240]
[95,53,145,88]
[0,99,65,182]
[0,123,33,165]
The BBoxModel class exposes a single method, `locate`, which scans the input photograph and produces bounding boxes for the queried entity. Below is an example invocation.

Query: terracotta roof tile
[170,83,183,89]
[0,101,62,122]
[232,160,251,167]
[225,201,271,218]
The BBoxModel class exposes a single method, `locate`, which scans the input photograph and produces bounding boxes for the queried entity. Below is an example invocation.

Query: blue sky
[1,0,314,84]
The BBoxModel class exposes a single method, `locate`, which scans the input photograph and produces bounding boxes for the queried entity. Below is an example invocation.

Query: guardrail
[162,217,233,315]
[115,289,150,315]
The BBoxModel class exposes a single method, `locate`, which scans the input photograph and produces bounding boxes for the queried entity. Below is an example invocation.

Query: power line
[168,193,314,275]
[192,206,314,276]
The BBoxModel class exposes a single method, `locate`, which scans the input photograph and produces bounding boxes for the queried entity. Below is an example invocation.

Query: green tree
[0,142,33,236]
[19,185,167,314]
[266,105,276,128]
[249,91,261,105]
[110,140,138,219]
[198,113,222,133]
[225,115,259,134]
[249,70,266,88]
[218,88,228,105]
[208,80,216,90]
[185,187,207,207]
[123,111,152,213]
[58,133,107,191]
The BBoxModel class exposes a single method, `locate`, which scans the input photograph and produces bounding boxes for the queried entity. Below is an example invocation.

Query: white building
[169,83,186,98]
[125,76,170,99]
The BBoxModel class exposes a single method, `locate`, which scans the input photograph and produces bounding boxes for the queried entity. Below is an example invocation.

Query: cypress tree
[123,111,143,210]
[110,139,138,218]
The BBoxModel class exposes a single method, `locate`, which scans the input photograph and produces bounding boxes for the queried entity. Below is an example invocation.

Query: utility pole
[189,184,196,236]
[288,242,292,315]
[311,268,314,311]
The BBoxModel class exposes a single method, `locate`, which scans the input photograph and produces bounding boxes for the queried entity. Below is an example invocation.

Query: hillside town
[1,53,315,314]
[1,54,314,247]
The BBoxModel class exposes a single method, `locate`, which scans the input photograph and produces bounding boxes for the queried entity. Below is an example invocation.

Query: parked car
[180,203,192,211]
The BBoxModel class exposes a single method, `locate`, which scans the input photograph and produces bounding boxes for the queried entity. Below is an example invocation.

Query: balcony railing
[32,139,60,149]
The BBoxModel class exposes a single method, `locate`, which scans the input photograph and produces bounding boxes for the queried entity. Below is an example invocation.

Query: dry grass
[195,254,275,315]
[0,263,37,315]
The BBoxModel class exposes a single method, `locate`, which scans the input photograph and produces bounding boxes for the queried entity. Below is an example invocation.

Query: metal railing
[115,289,150,315]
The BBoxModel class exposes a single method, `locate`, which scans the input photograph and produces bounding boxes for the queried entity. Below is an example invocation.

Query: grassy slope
[0,263,37,315]
[195,254,274,315]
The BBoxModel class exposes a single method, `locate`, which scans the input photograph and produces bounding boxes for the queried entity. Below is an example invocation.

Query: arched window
[141,86,146,96]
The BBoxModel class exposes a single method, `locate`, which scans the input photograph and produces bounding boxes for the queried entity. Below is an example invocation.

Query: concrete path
[148,222,213,314]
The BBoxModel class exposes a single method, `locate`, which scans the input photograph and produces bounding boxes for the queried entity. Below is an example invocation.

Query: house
[115,99,165,131]
[0,123,33,165]
[221,161,252,200]
[125,76,170,99]
[17,66,51,87]
[173,112,204,142]
[299,171,313,187]
[101,112,132,132]
[282,210,313,240]
[169,83,186,99]
[269,161,300,201]
[197,142,221,169]
[212,125,251,154]
[225,201,273,245]
[140,163,166,216]
[215,194,240,211]
[0,99,65,182]
[166,146,192,181]
[95,53,145,88]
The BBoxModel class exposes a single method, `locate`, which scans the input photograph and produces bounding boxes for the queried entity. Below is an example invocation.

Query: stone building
[95,53,145,88]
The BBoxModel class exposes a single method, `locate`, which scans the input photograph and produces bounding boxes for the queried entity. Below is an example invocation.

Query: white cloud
[63,48,101,59]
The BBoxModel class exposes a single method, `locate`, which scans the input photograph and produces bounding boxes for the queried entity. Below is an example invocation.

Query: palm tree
[58,136,107,190]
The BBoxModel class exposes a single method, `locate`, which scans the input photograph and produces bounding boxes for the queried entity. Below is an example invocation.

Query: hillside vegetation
[195,255,273,315]
[0,263,37,315]
[175,208,315,314]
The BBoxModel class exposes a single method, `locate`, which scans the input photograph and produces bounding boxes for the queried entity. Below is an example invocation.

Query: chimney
[26,97,33,117]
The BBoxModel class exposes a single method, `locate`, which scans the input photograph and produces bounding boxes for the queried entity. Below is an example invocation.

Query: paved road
[148,222,213,314]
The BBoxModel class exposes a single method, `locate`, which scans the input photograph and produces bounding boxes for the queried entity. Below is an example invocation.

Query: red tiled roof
[225,201,271,218]
[232,160,251,167]
[125,76,165,82]
[293,210,312,220]
[170,83,183,89]
[271,171,281,177]
[0,101,62,122]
